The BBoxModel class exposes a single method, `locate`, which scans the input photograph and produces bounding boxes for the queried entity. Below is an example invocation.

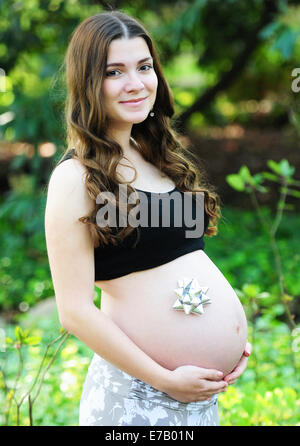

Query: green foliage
[0,318,69,426]
[0,168,101,313]
[225,159,300,309]
[209,156,300,426]
[219,384,299,426]
[0,174,52,312]
[226,159,298,197]
[218,315,300,426]
[1,0,299,151]
[205,207,300,297]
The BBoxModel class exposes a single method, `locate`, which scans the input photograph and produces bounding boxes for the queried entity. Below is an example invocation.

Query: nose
[124,72,145,92]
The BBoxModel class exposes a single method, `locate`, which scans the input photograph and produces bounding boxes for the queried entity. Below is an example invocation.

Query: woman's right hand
[162,365,228,403]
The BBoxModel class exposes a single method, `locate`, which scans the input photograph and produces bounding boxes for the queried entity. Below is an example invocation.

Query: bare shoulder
[49,157,88,190]
[46,158,94,218]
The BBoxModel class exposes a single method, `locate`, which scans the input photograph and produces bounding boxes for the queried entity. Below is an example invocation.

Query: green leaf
[239,166,253,184]
[279,159,294,177]
[23,336,41,346]
[14,326,23,342]
[252,173,264,185]
[242,283,260,298]
[261,172,280,182]
[272,304,285,316]
[286,178,300,187]
[268,159,295,178]
[282,188,300,198]
[226,174,245,191]
[267,160,282,175]
[256,185,269,193]
[257,292,270,299]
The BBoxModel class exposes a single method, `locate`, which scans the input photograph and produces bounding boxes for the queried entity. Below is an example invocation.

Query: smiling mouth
[120,97,147,104]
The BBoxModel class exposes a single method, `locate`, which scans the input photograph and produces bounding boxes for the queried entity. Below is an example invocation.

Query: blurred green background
[0,0,299,426]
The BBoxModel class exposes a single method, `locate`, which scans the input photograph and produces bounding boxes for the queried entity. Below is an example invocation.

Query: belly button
[236,325,240,334]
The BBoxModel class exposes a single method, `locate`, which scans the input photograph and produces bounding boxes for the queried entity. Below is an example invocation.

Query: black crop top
[57,150,209,280]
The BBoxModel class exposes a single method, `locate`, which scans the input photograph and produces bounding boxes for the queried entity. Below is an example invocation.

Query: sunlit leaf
[23,336,41,345]
[267,160,282,175]
[226,174,245,191]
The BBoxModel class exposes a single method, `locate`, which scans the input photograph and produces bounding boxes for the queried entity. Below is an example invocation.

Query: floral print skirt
[79,353,219,426]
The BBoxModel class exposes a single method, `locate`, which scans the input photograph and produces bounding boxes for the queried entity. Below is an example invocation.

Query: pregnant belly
[98,250,248,376]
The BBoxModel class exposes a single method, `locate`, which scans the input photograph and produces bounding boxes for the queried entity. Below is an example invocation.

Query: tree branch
[175,0,281,131]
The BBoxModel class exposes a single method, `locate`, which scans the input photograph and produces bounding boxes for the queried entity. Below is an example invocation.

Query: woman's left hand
[223,341,252,385]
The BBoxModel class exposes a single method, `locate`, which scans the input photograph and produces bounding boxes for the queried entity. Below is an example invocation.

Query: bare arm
[44,159,171,392]
[45,158,228,402]
[60,302,171,391]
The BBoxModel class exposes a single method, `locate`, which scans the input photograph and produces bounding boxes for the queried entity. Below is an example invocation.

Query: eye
[105,70,121,77]
[140,64,153,71]
[105,64,153,77]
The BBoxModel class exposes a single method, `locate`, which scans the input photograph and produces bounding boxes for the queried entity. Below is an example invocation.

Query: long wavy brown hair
[56,10,222,248]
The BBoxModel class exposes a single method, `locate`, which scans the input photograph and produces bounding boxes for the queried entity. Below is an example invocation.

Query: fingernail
[217,372,223,377]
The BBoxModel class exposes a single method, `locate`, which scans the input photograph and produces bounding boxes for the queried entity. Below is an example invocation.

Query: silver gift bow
[173,277,211,315]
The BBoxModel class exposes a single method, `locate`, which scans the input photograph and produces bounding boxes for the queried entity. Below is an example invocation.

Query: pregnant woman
[45,10,251,426]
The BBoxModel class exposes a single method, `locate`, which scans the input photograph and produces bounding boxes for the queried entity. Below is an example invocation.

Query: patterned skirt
[79,353,219,426]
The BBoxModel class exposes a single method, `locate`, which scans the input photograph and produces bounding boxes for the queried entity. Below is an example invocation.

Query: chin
[126,114,149,124]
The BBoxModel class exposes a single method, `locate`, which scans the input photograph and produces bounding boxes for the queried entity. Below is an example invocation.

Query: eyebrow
[106,56,153,67]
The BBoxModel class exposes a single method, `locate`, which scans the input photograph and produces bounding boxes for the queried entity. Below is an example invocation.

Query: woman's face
[102,37,158,126]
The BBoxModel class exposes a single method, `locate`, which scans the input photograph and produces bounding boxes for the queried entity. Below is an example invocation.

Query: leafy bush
[0,174,52,312]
